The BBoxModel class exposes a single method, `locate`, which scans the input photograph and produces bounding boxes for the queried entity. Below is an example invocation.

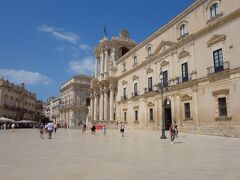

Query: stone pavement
[0,128,239,180]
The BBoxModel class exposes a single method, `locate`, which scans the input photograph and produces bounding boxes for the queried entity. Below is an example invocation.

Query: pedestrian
[103,125,106,135]
[46,121,54,139]
[169,123,175,144]
[54,124,57,133]
[174,125,179,143]
[3,123,6,130]
[120,122,125,137]
[11,123,15,133]
[91,124,96,135]
[39,123,44,139]
[82,124,87,134]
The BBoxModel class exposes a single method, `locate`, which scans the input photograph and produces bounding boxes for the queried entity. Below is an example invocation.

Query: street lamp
[159,71,167,139]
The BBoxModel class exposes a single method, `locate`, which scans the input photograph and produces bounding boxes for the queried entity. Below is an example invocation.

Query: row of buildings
[43,75,91,127]
[0,78,44,122]
[89,0,240,137]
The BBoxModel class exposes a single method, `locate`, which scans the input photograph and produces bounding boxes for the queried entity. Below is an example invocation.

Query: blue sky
[0,0,195,101]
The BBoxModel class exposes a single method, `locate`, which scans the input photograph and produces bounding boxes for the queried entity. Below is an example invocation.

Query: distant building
[59,75,91,128]
[0,78,37,121]
[35,100,44,122]
[43,97,61,125]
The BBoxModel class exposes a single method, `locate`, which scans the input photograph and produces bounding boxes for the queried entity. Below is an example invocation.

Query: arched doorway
[163,98,172,130]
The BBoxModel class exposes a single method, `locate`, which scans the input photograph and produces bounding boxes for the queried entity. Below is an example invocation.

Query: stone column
[94,94,98,121]
[101,52,105,79]
[109,87,114,121]
[99,88,104,121]
[90,95,94,120]
[104,49,108,79]
[95,58,98,78]
[104,88,108,121]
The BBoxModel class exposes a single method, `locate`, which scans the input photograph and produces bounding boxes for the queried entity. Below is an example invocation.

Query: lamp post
[159,72,167,139]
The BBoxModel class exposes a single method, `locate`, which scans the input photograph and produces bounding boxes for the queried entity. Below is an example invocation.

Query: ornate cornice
[207,34,226,47]
[212,89,229,96]
[116,0,208,65]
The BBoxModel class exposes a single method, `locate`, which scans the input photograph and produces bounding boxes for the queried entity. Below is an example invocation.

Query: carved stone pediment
[160,60,169,67]
[133,106,139,110]
[181,94,192,101]
[178,50,190,59]
[207,34,226,47]
[147,102,154,107]
[146,67,154,74]
[122,80,128,85]
[153,41,176,56]
[212,89,229,96]
[132,75,139,80]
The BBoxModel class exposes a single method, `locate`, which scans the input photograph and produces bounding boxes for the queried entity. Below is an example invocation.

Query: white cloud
[0,69,52,85]
[79,44,91,50]
[68,57,95,75]
[37,24,79,44]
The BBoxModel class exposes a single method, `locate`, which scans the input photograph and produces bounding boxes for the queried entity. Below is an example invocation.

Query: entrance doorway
[163,98,172,131]
[164,108,172,130]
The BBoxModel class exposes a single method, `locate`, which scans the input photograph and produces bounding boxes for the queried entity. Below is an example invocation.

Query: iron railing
[207,61,230,75]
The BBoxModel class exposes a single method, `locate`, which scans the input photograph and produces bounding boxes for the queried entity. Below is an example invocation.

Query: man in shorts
[46,121,54,139]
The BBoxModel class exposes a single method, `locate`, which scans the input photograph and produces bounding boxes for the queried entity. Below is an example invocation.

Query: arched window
[147,47,152,56]
[180,24,187,36]
[133,55,137,65]
[210,3,219,18]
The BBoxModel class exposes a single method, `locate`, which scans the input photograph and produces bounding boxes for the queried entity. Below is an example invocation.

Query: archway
[163,98,172,130]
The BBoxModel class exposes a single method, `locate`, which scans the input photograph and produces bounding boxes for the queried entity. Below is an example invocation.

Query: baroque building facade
[59,75,91,128]
[43,96,61,125]
[90,0,240,137]
[0,78,37,121]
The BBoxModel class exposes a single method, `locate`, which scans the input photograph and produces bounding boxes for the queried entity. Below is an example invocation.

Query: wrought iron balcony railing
[121,95,128,101]
[131,91,139,98]
[176,74,192,84]
[207,61,230,75]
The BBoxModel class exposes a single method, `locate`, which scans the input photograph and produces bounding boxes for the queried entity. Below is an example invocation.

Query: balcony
[131,91,139,98]
[207,62,230,75]
[144,87,153,94]
[176,74,192,84]
[121,95,128,101]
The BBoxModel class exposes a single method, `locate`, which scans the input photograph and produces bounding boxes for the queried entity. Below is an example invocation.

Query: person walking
[46,121,54,139]
[174,124,179,143]
[11,123,15,133]
[103,125,106,136]
[169,123,175,144]
[120,122,125,137]
[91,124,96,135]
[54,124,57,133]
[39,123,44,139]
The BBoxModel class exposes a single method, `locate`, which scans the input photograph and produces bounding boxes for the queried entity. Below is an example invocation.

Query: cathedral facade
[90,0,240,137]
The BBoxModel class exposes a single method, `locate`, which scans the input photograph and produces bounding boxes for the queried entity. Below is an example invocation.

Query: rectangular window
[218,97,227,116]
[134,56,137,64]
[123,87,126,99]
[124,112,127,122]
[148,47,152,56]
[149,108,153,121]
[210,3,219,18]
[148,77,152,92]
[123,63,126,71]
[184,103,191,119]
[135,111,138,121]
[134,83,138,96]
[213,49,224,73]
[182,62,189,82]
[162,71,168,87]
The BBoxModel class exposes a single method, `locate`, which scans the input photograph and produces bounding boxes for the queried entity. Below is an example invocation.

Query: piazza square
[0,128,240,180]
[0,0,240,179]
